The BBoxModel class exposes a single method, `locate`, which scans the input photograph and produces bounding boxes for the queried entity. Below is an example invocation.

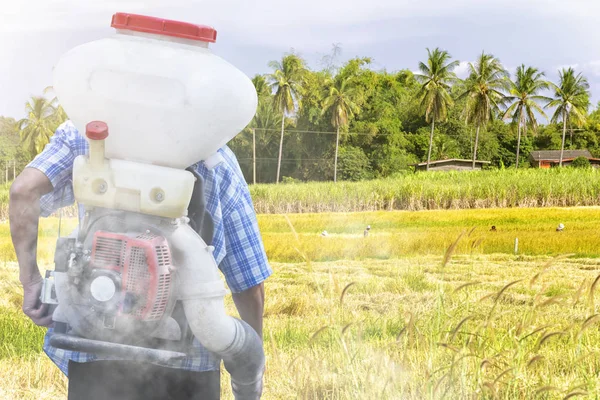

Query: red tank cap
[111,12,217,43]
[86,121,109,140]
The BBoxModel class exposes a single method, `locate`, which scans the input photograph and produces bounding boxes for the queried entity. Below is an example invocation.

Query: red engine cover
[90,231,173,321]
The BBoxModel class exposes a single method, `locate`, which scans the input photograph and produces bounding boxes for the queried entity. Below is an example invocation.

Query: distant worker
[556,223,565,232]
[490,225,497,232]
[364,225,371,237]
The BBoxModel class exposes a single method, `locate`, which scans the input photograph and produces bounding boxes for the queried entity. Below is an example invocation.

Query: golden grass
[2,207,599,267]
[4,254,600,399]
[3,208,600,398]
[0,355,67,400]
[259,207,600,261]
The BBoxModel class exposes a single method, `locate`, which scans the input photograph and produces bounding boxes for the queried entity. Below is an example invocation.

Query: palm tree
[267,54,306,183]
[503,65,550,168]
[415,48,459,171]
[43,86,69,127]
[252,74,271,98]
[17,96,58,157]
[546,67,590,166]
[249,100,283,183]
[0,117,20,161]
[253,100,282,131]
[460,52,509,168]
[432,135,459,161]
[0,116,18,136]
[321,75,361,182]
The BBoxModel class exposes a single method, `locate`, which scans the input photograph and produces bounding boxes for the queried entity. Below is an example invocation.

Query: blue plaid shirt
[27,121,272,375]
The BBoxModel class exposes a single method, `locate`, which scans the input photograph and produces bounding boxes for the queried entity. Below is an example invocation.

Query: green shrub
[571,156,591,168]
[281,176,302,184]
[337,146,372,181]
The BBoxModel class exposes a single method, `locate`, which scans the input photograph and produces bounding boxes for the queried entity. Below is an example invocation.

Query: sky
[1,0,600,120]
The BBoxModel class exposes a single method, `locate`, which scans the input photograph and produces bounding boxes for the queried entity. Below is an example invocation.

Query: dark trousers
[67,360,220,400]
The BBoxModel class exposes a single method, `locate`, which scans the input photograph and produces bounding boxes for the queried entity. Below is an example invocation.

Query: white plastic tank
[53,13,258,169]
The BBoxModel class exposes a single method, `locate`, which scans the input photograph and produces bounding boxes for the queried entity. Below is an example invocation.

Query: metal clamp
[40,271,59,305]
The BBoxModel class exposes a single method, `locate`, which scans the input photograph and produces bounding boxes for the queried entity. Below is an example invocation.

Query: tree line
[0,51,596,184]
[0,87,67,173]
[229,48,595,183]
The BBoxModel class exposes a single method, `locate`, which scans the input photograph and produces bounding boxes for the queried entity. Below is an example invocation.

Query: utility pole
[252,128,256,185]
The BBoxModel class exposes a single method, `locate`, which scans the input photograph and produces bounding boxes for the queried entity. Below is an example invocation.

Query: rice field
[2,207,600,399]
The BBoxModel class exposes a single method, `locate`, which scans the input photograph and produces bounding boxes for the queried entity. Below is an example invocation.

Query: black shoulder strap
[185,166,214,246]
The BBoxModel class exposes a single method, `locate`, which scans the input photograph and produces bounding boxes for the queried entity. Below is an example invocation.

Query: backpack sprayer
[38,13,264,399]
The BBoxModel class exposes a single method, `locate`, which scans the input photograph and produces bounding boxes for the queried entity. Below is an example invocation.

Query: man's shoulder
[217,145,238,165]
[216,145,247,185]
[193,146,248,208]
[49,120,85,146]
[56,120,80,136]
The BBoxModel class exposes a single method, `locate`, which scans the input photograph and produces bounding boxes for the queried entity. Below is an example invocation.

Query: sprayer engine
[43,210,196,359]
[89,230,172,324]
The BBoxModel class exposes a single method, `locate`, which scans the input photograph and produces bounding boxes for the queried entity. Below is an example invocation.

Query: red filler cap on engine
[86,121,109,140]
[111,12,217,43]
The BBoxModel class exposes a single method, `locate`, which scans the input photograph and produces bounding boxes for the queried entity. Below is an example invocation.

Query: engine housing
[47,210,191,351]
[90,231,172,322]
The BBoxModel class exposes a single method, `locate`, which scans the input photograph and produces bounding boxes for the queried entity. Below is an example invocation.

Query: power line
[252,128,388,136]
[238,158,328,162]
[242,125,589,145]
[250,127,530,137]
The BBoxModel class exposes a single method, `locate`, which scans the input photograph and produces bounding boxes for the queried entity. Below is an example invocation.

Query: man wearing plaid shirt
[9,120,272,400]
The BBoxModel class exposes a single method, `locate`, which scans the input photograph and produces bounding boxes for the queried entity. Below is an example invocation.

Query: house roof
[530,150,592,161]
[412,159,491,167]
[550,157,600,163]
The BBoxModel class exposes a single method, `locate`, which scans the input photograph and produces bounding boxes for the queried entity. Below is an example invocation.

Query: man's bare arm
[232,282,265,339]
[9,168,54,326]
[9,168,52,282]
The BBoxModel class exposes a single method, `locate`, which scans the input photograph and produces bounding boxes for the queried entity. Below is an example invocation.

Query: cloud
[454,61,471,78]
[2,0,600,117]
[0,0,454,53]
[555,63,580,71]
[583,61,600,77]
[2,0,600,48]
[552,61,600,78]
[0,1,425,51]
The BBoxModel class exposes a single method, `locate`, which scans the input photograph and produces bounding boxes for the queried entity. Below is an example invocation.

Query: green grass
[4,208,600,398]
[0,265,47,360]
[3,168,600,219]
[0,306,47,359]
[0,183,8,221]
[250,168,600,213]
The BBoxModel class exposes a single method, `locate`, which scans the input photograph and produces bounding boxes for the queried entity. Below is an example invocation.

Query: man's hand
[22,275,53,327]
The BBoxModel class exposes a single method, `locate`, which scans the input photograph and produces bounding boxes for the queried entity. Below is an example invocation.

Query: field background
[249,169,600,213]
[3,168,600,219]
[2,206,600,398]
